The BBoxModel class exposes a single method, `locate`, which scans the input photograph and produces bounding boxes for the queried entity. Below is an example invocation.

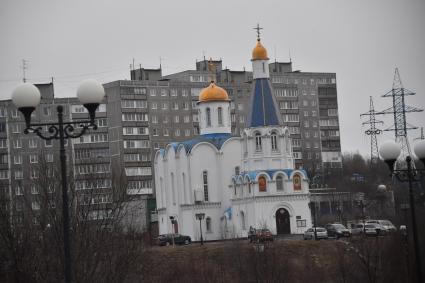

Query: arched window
[206,108,211,127]
[262,62,265,72]
[203,171,209,201]
[171,173,176,205]
[276,175,284,191]
[271,132,278,151]
[206,217,212,232]
[255,133,262,151]
[182,172,187,204]
[218,107,223,125]
[258,176,267,192]
[240,211,246,230]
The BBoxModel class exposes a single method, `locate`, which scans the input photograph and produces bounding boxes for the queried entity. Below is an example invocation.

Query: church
[154,32,312,241]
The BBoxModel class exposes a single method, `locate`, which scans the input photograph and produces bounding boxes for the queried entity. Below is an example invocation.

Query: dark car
[248,228,274,243]
[325,223,351,239]
[158,234,191,246]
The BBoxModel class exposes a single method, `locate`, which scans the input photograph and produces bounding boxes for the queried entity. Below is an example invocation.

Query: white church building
[154,34,312,241]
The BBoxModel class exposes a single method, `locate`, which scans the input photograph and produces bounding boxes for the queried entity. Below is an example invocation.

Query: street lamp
[379,140,425,283]
[169,216,176,246]
[11,80,105,283]
[308,202,318,240]
[195,213,205,245]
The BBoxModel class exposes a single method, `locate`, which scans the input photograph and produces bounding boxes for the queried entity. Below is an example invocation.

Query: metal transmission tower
[360,96,383,165]
[376,68,423,168]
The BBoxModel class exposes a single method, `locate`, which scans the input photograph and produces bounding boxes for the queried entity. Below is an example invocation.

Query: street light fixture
[379,140,425,283]
[169,216,176,247]
[11,80,105,283]
[195,213,205,245]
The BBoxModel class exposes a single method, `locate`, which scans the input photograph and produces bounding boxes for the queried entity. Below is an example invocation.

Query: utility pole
[360,96,383,165]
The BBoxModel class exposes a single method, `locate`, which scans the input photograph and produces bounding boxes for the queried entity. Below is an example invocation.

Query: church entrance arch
[275,208,290,235]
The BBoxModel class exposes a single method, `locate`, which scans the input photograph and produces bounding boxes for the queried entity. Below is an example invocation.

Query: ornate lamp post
[195,213,205,245]
[11,80,105,283]
[379,140,425,283]
[169,216,176,246]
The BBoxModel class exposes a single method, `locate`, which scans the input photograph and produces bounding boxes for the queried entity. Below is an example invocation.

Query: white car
[366,220,396,232]
[364,223,386,236]
[303,227,328,240]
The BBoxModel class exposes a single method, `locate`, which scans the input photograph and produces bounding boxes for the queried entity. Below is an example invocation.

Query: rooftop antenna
[21,59,28,83]
[202,50,206,61]
[253,23,263,40]
[289,49,292,63]
[375,68,423,169]
[132,58,135,71]
[360,96,384,165]
[274,45,277,63]
[159,56,162,69]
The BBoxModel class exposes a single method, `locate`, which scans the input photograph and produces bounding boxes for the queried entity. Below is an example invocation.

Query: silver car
[303,227,328,240]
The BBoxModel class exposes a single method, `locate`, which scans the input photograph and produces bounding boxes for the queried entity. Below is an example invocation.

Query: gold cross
[254,23,263,40]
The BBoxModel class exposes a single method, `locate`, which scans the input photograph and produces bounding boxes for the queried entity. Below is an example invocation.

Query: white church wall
[189,143,220,202]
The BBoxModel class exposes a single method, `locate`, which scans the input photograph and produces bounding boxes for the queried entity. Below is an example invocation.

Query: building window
[271,132,278,151]
[13,139,22,148]
[240,211,246,230]
[29,154,38,163]
[217,107,223,126]
[14,155,22,164]
[258,176,267,192]
[276,175,284,191]
[45,140,53,147]
[206,108,211,127]
[203,171,209,201]
[206,217,212,232]
[255,133,262,151]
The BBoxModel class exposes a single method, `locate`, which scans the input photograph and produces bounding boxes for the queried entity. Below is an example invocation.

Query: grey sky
[1,0,424,157]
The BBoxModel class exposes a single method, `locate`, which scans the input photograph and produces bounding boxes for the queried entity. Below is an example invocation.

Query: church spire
[247,26,282,128]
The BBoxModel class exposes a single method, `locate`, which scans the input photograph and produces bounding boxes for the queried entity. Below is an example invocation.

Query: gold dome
[199,82,229,102]
[252,39,269,60]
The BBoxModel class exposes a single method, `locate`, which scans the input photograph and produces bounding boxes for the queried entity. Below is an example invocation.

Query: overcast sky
[1,0,424,157]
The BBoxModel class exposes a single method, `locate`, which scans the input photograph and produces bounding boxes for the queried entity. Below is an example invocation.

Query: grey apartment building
[0,58,341,231]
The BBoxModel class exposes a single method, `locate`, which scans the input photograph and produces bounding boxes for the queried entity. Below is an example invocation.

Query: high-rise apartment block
[0,58,341,230]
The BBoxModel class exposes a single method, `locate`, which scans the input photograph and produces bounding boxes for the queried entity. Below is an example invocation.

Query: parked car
[325,223,351,238]
[366,220,396,232]
[158,234,191,246]
[248,228,274,243]
[364,223,386,236]
[350,223,365,235]
[303,227,328,240]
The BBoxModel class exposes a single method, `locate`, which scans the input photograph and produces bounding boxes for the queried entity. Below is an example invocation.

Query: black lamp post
[195,213,205,245]
[169,216,176,246]
[11,80,105,283]
[308,202,318,240]
[379,140,425,283]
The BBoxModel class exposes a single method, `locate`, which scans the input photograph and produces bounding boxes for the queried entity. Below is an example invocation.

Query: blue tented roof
[247,78,282,127]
